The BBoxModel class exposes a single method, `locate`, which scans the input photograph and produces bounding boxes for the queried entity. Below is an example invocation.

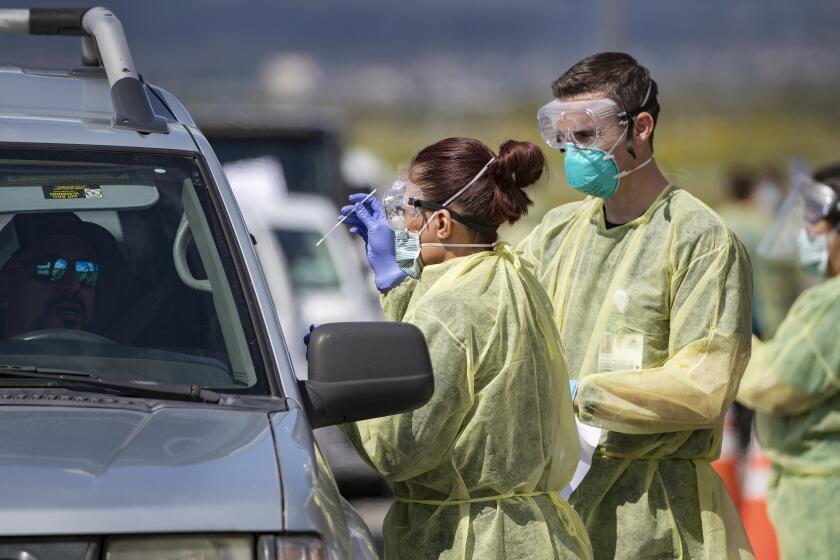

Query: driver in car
[0,212,116,338]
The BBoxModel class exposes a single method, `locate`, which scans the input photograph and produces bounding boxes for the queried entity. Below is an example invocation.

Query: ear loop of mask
[613,154,653,180]
[415,157,499,248]
[422,242,499,248]
[589,120,653,181]
[623,81,653,160]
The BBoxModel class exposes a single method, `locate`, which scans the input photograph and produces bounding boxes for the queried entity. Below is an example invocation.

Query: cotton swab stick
[314,189,377,247]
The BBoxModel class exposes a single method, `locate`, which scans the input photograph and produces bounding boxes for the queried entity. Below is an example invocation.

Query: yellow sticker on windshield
[42,184,103,200]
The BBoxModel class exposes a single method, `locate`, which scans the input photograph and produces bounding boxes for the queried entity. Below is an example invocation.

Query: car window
[0,147,268,394]
[273,229,341,291]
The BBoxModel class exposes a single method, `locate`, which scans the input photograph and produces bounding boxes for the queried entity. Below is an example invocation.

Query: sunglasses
[29,258,100,287]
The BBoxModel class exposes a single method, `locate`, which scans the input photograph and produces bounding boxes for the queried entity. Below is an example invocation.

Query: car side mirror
[300,322,434,429]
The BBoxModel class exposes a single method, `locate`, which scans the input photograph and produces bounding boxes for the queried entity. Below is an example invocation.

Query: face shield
[757,174,840,261]
[537,98,627,151]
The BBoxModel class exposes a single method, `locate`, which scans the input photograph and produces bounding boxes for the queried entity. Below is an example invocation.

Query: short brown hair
[814,162,840,226]
[552,52,660,155]
[814,162,840,194]
[552,52,660,124]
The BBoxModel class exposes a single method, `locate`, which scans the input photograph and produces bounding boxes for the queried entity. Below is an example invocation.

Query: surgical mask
[393,158,498,278]
[564,132,652,198]
[394,231,495,279]
[395,230,423,279]
[797,227,832,277]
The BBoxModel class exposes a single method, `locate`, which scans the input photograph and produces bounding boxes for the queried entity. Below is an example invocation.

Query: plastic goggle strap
[408,198,497,234]
[443,157,496,206]
[623,81,653,159]
[414,156,498,234]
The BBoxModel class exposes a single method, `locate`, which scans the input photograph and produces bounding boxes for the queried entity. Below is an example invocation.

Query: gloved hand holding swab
[314,189,376,247]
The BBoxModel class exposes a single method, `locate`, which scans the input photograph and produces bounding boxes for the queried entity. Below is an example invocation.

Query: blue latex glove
[340,193,370,242]
[303,323,318,360]
[343,194,406,292]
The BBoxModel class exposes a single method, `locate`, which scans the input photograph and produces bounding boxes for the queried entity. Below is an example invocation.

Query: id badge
[598,331,644,372]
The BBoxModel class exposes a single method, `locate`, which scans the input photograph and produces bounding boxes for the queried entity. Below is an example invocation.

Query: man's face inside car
[0,234,97,338]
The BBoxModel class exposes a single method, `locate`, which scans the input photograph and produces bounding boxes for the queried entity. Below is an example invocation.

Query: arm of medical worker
[378,276,417,322]
[341,310,473,481]
[342,195,407,293]
[341,195,417,319]
[576,231,753,434]
[737,287,840,416]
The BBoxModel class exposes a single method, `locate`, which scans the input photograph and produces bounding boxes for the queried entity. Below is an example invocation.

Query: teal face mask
[797,227,832,277]
[563,131,653,199]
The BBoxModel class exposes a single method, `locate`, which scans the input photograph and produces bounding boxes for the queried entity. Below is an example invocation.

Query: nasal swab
[315,189,377,247]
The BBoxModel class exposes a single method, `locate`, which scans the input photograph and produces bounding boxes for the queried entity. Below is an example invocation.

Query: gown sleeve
[737,285,840,415]
[379,276,417,322]
[577,229,753,434]
[342,307,474,481]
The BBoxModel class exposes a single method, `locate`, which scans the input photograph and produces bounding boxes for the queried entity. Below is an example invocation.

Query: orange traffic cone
[740,433,779,560]
[712,407,743,510]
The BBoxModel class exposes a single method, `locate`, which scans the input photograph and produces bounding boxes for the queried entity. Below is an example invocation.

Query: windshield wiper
[0,364,95,377]
[0,365,221,403]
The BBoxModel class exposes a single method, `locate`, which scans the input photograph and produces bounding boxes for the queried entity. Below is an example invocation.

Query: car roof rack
[0,6,168,134]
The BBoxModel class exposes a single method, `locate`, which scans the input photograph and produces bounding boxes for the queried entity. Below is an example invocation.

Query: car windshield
[0,147,267,394]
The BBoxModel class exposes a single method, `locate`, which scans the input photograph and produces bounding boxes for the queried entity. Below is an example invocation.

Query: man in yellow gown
[521,52,754,559]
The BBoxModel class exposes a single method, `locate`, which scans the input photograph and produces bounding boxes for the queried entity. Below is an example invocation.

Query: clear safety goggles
[537,98,628,150]
[758,175,840,260]
[382,179,416,232]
